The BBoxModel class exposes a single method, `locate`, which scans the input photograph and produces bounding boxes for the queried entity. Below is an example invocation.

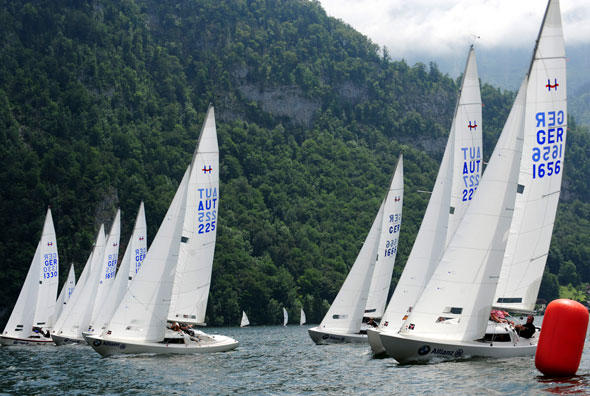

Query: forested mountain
[1,0,589,327]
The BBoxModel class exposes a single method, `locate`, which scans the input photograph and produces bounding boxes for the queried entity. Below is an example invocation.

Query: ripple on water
[1,326,590,395]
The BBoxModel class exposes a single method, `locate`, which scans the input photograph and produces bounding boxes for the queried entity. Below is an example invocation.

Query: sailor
[514,315,536,339]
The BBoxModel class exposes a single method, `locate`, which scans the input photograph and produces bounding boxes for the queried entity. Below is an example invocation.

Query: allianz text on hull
[380,328,537,364]
[380,0,566,363]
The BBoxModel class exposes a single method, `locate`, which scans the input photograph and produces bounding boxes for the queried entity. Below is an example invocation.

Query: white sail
[240,311,250,327]
[283,308,289,326]
[378,47,482,333]
[89,210,121,326]
[300,309,306,326]
[400,78,527,342]
[53,225,106,339]
[364,155,404,319]
[2,208,58,338]
[168,106,219,325]
[55,264,76,321]
[128,202,148,281]
[494,0,566,313]
[318,203,383,334]
[105,168,189,342]
[90,203,147,333]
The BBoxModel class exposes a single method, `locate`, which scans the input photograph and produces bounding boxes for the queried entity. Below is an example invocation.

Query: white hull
[0,335,54,346]
[379,331,537,364]
[85,333,239,357]
[51,333,85,346]
[308,326,367,345]
[366,328,386,356]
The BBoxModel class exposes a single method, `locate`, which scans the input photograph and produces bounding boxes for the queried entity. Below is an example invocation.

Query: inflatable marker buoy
[535,299,589,377]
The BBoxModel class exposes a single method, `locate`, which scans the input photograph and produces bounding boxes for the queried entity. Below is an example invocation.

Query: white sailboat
[52,210,121,345]
[1,208,59,345]
[300,309,306,326]
[86,203,147,336]
[283,308,288,327]
[379,0,566,363]
[240,311,250,328]
[54,264,76,321]
[368,46,482,355]
[85,106,238,356]
[308,156,403,344]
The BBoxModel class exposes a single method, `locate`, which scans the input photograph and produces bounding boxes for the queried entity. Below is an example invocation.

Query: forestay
[494,0,566,313]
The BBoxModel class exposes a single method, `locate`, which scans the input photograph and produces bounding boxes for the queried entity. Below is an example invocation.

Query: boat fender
[535,299,588,377]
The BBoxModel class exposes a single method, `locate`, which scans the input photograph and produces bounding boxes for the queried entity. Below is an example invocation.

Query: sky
[317,0,589,64]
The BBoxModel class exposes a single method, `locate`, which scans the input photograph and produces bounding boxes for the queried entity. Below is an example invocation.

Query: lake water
[1,325,590,395]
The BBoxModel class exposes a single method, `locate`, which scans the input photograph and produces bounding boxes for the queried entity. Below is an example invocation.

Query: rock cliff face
[237,84,320,127]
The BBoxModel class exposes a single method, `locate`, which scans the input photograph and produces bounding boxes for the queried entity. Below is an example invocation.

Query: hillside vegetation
[1,0,589,326]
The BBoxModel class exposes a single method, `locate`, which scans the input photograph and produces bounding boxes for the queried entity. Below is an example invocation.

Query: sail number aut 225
[197,187,217,234]
[532,110,565,179]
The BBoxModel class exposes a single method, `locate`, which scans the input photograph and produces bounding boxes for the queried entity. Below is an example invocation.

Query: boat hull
[366,328,387,356]
[0,335,54,346]
[308,326,367,345]
[85,334,239,357]
[51,333,85,346]
[380,332,537,364]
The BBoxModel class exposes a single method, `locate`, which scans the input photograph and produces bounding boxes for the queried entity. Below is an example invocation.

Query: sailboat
[54,264,76,321]
[240,311,250,328]
[1,208,59,345]
[283,308,288,326]
[52,210,121,345]
[308,156,403,344]
[368,46,482,355]
[300,309,306,326]
[86,106,238,356]
[85,203,147,337]
[380,0,566,363]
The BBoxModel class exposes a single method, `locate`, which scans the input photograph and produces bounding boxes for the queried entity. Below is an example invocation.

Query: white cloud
[318,0,590,57]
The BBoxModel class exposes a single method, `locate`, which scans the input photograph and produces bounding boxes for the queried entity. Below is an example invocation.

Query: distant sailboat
[240,311,250,328]
[1,208,58,345]
[283,308,288,327]
[368,46,482,355]
[55,264,76,321]
[300,309,306,326]
[85,106,238,356]
[380,0,566,363]
[308,156,403,344]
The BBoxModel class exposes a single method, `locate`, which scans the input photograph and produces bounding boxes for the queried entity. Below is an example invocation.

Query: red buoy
[535,299,589,377]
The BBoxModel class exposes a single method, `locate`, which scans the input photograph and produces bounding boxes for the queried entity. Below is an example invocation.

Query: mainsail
[493,0,567,313]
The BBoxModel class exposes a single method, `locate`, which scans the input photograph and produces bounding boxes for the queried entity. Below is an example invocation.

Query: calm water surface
[1,324,590,395]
